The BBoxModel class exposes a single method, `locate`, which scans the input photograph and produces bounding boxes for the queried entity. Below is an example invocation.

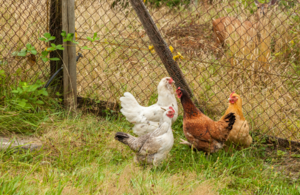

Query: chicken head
[228,92,240,104]
[166,77,175,84]
[176,87,183,99]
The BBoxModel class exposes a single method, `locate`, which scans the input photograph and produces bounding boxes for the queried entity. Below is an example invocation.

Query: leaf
[81,46,92,50]
[30,49,37,55]
[42,51,49,57]
[48,36,56,41]
[44,33,51,39]
[50,58,60,61]
[39,89,48,96]
[17,50,27,57]
[61,31,67,37]
[36,100,44,105]
[93,32,98,39]
[56,45,64,50]
[26,43,32,49]
[41,57,49,62]
[18,100,27,108]
[87,37,93,42]
[39,37,47,41]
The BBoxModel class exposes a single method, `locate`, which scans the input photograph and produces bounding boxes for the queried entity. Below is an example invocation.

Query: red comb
[177,87,180,90]
[170,77,173,82]
[169,106,175,113]
[230,91,235,97]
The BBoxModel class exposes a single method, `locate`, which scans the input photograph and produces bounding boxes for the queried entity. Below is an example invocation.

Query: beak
[161,107,167,111]
[172,80,175,84]
[228,98,231,101]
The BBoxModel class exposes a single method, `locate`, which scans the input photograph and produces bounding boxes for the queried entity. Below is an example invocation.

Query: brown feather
[177,88,236,153]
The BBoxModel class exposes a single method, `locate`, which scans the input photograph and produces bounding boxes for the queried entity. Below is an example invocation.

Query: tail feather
[115,132,130,144]
[223,112,236,131]
[120,92,142,123]
[114,132,143,152]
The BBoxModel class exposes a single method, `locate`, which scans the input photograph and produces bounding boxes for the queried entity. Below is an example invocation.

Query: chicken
[221,92,252,148]
[115,107,175,166]
[120,77,178,136]
[176,87,236,153]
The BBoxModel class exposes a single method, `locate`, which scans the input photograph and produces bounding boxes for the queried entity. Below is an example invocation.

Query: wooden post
[129,0,198,104]
[62,0,77,109]
[49,0,63,93]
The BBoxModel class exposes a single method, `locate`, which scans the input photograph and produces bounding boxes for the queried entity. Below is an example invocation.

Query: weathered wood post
[128,0,199,106]
[62,0,77,109]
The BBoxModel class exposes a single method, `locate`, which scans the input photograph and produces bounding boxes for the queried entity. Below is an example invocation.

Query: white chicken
[115,107,175,166]
[120,77,178,136]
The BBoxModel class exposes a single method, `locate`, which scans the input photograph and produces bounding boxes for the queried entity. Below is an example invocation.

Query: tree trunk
[129,0,199,106]
[49,0,63,93]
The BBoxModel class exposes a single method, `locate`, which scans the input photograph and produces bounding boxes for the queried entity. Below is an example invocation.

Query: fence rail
[1,0,300,143]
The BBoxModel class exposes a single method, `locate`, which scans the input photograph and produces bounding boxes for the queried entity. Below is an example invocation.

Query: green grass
[0,113,299,194]
[0,70,62,134]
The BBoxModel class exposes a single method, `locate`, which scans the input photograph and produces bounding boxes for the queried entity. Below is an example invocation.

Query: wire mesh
[1,0,300,142]
[0,0,54,83]
[75,0,300,142]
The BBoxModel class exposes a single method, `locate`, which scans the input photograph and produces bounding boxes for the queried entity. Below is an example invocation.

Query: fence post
[62,0,77,109]
[49,0,63,93]
[128,0,199,106]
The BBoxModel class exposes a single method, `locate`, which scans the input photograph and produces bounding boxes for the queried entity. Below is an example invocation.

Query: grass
[1,0,300,141]
[0,112,299,194]
[0,69,62,134]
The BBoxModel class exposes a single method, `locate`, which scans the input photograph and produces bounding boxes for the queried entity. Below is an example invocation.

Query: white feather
[120,77,178,136]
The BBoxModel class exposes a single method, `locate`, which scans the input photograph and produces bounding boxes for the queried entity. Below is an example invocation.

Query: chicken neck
[180,94,202,118]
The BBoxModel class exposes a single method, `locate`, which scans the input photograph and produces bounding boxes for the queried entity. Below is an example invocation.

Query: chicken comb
[170,77,174,82]
[169,106,175,113]
[230,91,235,97]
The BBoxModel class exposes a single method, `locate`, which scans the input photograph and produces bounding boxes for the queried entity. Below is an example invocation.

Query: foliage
[9,80,48,111]
[146,0,190,8]
[0,70,61,134]
[111,0,190,10]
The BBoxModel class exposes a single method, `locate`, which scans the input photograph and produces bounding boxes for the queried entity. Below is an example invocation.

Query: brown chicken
[221,92,252,148]
[176,87,236,153]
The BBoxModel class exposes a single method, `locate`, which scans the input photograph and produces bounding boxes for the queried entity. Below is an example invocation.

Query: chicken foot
[180,138,192,146]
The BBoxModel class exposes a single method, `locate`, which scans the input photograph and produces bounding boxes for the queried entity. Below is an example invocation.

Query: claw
[180,138,192,146]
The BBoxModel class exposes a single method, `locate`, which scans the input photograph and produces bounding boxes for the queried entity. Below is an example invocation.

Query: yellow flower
[75,28,78,40]
[290,40,294,45]
[144,0,146,2]
[149,45,155,54]
[177,52,184,59]
[173,52,184,61]
[271,166,273,169]
[45,48,51,52]
[169,46,174,53]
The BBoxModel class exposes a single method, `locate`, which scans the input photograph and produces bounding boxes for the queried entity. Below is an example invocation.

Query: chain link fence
[1,0,300,142]
[0,0,54,83]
